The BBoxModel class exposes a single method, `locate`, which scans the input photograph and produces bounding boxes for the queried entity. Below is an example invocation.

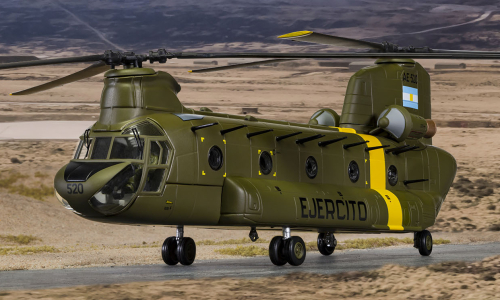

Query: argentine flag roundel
[403,86,418,110]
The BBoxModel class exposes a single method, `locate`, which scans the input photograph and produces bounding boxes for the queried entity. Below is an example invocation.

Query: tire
[418,230,433,256]
[285,236,306,266]
[161,236,178,265]
[269,236,287,266]
[317,233,335,256]
[177,237,196,265]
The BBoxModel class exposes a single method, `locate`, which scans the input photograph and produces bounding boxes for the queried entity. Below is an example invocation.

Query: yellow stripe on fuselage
[335,127,357,134]
[358,134,404,231]
[330,127,404,230]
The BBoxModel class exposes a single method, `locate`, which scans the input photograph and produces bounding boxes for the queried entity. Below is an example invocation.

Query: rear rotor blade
[189,59,296,73]
[10,62,109,95]
[278,31,385,50]
[0,54,104,70]
[173,52,500,60]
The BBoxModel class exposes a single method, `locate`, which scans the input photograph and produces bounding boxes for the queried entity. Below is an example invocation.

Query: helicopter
[2,30,499,267]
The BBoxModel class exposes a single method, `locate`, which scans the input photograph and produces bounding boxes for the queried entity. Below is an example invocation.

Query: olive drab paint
[340,59,431,142]
[54,59,457,234]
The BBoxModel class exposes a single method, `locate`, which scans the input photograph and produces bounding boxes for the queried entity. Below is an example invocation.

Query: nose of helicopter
[54,161,142,217]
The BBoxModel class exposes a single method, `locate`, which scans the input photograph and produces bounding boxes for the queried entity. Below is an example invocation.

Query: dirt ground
[0,61,500,272]
[1,255,499,300]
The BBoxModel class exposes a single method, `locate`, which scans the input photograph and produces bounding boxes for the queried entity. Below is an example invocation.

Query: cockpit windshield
[109,137,144,160]
[91,137,112,159]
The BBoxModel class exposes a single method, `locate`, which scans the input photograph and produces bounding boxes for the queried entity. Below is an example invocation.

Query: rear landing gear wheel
[177,237,196,265]
[415,230,433,256]
[161,236,178,265]
[284,236,306,266]
[317,233,336,256]
[269,236,287,266]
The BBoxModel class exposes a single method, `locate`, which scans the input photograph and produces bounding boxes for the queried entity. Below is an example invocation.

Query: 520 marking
[67,183,84,194]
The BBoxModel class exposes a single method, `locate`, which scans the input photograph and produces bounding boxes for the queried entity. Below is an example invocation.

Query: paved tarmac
[0,121,93,140]
[1,242,499,291]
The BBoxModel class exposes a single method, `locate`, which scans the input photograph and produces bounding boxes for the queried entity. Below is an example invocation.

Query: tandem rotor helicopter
[2,31,499,267]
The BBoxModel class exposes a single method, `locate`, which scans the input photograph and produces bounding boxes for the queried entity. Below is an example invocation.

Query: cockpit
[55,119,172,217]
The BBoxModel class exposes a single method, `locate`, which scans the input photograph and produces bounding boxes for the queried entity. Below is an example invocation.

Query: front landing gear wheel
[177,237,196,265]
[162,236,178,265]
[416,230,433,256]
[317,233,336,256]
[285,236,306,266]
[269,236,287,266]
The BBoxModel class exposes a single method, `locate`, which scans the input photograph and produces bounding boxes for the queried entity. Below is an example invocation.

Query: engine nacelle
[377,105,436,142]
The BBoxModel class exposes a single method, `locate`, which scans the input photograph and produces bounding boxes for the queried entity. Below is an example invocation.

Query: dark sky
[0,1,498,53]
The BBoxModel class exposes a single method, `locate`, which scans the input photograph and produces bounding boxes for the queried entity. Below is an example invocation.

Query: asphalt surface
[0,121,92,140]
[1,242,499,291]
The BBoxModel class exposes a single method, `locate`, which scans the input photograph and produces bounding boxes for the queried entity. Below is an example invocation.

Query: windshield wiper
[83,129,91,158]
[131,128,144,159]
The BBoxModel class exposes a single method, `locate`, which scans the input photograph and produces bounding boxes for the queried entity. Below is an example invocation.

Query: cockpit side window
[110,137,144,160]
[74,140,85,159]
[159,141,169,164]
[91,137,112,159]
[149,141,161,165]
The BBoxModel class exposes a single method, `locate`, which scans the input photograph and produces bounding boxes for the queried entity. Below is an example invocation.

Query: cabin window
[208,146,223,171]
[143,169,165,192]
[305,156,318,179]
[388,165,398,186]
[348,161,360,183]
[91,137,112,159]
[259,151,273,175]
[110,137,144,160]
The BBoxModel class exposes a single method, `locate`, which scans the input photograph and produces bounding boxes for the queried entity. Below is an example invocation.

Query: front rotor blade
[0,54,104,70]
[278,31,385,50]
[189,59,296,73]
[10,62,109,96]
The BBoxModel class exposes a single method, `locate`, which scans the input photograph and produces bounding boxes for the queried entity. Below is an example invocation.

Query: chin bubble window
[143,169,165,192]
[89,163,142,215]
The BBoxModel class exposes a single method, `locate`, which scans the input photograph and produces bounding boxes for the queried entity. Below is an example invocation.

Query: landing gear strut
[269,227,306,266]
[249,226,259,242]
[317,232,336,256]
[414,230,433,256]
[161,226,197,266]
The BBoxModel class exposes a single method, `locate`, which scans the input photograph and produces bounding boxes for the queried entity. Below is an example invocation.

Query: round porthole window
[305,156,318,179]
[259,151,273,175]
[388,165,398,186]
[348,161,360,183]
[208,146,223,170]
